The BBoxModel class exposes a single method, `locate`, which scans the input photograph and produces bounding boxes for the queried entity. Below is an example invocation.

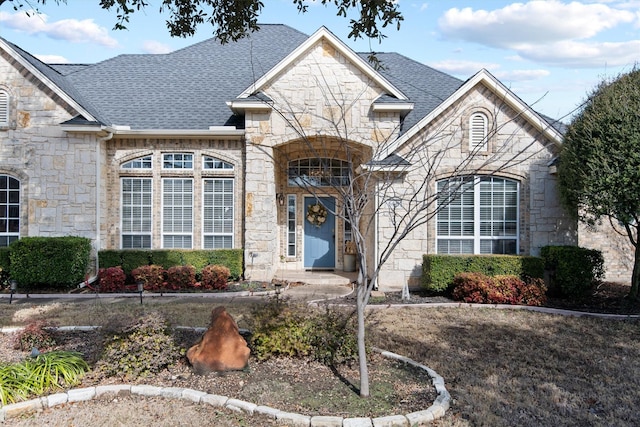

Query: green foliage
[8,237,91,290]
[541,245,605,299]
[166,265,196,290]
[422,254,544,292]
[13,321,57,351]
[249,299,359,365]
[95,312,183,380]
[150,250,184,270]
[121,250,152,274]
[451,273,547,306]
[181,251,212,273]
[98,250,124,269]
[207,249,243,280]
[0,351,88,406]
[98,266,127,292]
[200,264,230,290]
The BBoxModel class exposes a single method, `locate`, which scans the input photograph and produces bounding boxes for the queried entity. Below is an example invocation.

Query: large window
[203,179,234,249]
[0,175,20,246]
[437,176,518,254]
[121,178,152,248]
[288,158,350,187]
[162,178,193,248]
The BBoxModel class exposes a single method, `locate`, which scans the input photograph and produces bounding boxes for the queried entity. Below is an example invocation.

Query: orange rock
[187,306,250,373]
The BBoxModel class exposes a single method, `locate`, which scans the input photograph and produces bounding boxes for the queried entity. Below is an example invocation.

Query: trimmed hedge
[98,249,243,280]
[540,245,605,298]
[422,254,545,293]
[9,237,92,290]
[0,247,10,271]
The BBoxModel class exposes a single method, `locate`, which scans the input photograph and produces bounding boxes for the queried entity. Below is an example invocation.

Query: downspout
[83,130,113,287]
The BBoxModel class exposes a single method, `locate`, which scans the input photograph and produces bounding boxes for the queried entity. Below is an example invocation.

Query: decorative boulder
[187,306,250,374]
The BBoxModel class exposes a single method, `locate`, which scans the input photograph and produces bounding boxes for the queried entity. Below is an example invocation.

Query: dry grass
[2,297,639,426]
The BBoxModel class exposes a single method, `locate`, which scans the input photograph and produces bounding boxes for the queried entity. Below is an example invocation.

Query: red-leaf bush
[165,265,196,290]
[131,264,166,291]
[201,264,230,290]
[452,272,547,306]
[98,266,126,292]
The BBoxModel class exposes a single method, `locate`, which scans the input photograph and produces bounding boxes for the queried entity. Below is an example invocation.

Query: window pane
[0,175,20,247]
[121,178,152,248]
[203,179,234,249]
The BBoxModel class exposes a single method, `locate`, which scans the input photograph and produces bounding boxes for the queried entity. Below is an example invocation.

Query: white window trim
[161,178,194,249]
[0,175,20,246]
[469,112,488,151]
[162,153,194,170]
[287,194,296,257]
[120,177,153,249]
[202,178,234,249]
[436,176,519,254]
[203,155,234,170]
[121,155,152,169]
[0,90,9,127]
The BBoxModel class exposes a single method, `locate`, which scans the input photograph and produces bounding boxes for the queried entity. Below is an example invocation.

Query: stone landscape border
[0,341,449,427]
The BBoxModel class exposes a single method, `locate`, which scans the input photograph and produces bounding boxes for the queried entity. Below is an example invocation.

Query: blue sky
[1,0,639,121]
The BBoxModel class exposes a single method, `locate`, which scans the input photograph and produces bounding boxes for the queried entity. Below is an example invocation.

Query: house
[2,24,612,291]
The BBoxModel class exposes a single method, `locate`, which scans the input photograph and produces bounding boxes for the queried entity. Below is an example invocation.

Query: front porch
[275,269,357,286]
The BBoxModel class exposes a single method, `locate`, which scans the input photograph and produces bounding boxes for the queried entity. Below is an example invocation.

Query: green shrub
[200,264,230,290]
[13,321,57,351]
[181,251,212,273]
[540,245,605,298]
[249,299,359,364]
[150,250,184,270]
[121,250,152,274]
[98,250,123,269]
[98,266,127,292]
[451,272,547,306]
[207,249,243,280]
[166,265,196,290]
[9,237,91,290]
[95,312,183,380]
[131,264,166,291]
[422,254,544,292]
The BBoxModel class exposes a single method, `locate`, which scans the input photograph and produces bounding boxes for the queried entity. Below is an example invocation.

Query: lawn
[1,296,639,426]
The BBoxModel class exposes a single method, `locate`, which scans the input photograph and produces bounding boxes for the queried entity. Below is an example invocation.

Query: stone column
[243,142,278,281]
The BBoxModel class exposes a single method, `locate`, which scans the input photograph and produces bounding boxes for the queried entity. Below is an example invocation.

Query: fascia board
[372,103,414,113]
[237,27,408,101]
[226,100,273,114]
[377,69,564,161]
[104,127,245,138]
[0,39,97,122]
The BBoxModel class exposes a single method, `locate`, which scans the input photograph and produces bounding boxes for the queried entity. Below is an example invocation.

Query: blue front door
[303,196,335,269]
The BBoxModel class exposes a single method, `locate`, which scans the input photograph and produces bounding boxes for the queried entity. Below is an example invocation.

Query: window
[121,178,152,248]
[287,195,296,257]
[203,156,233,170]
[122,155,152,169]
[288,158,350,187]
[437,176,518,254]
[0,175,20,246]
[203,179,234,249]
[163,153,193,169]
[469,112,488,151]
[0,90,8,127]
[162,178,193,248]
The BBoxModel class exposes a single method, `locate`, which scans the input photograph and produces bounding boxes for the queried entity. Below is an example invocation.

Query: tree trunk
[629,242,640,300]
[356,283,369,397]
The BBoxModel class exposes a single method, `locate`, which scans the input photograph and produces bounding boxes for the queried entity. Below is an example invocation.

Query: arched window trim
[121,155,152,169]
[203,155,234,170]
[436,175,519,255]
[288,158,350,187]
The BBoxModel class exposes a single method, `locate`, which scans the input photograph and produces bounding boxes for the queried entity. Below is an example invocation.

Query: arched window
[203,156,233,170]
[0,175,20,246]
[288,158,350,187]
[121,155,152,169]
[469,112,488,151]
[437,176,519,254]
[0,90,9,127]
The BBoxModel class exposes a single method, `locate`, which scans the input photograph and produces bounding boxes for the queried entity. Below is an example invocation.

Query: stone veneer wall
[102,138,244,251]
[376,85,577,291]
[0,50,98,251]
[242,39,401,281]
[579,222,633,283]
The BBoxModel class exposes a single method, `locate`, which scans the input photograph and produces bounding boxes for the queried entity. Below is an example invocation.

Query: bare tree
[247,65,559,397]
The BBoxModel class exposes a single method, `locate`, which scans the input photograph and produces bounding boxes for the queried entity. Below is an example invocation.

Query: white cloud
[428,59,501,75]
[519,39,640,67]
[0,11,118,48]
[493,69,551,81]
[141,40,173,54]
[35,54,69,64]
[438,1,635,47]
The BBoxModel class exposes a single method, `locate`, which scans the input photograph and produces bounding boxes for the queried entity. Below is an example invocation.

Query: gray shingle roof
[3,25,564,135]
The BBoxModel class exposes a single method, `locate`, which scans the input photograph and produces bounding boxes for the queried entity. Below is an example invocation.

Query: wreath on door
[306,202,328,227]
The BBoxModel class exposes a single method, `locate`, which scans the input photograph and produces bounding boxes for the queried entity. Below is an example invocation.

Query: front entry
[303,196,336,269]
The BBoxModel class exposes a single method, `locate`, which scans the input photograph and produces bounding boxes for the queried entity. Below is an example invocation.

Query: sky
[0,0,639,122]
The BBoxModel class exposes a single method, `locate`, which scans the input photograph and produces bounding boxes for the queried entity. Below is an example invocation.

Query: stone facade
[579,222,634,283]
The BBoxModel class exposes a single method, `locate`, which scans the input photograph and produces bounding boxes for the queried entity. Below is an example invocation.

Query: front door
[303,196,335,269]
